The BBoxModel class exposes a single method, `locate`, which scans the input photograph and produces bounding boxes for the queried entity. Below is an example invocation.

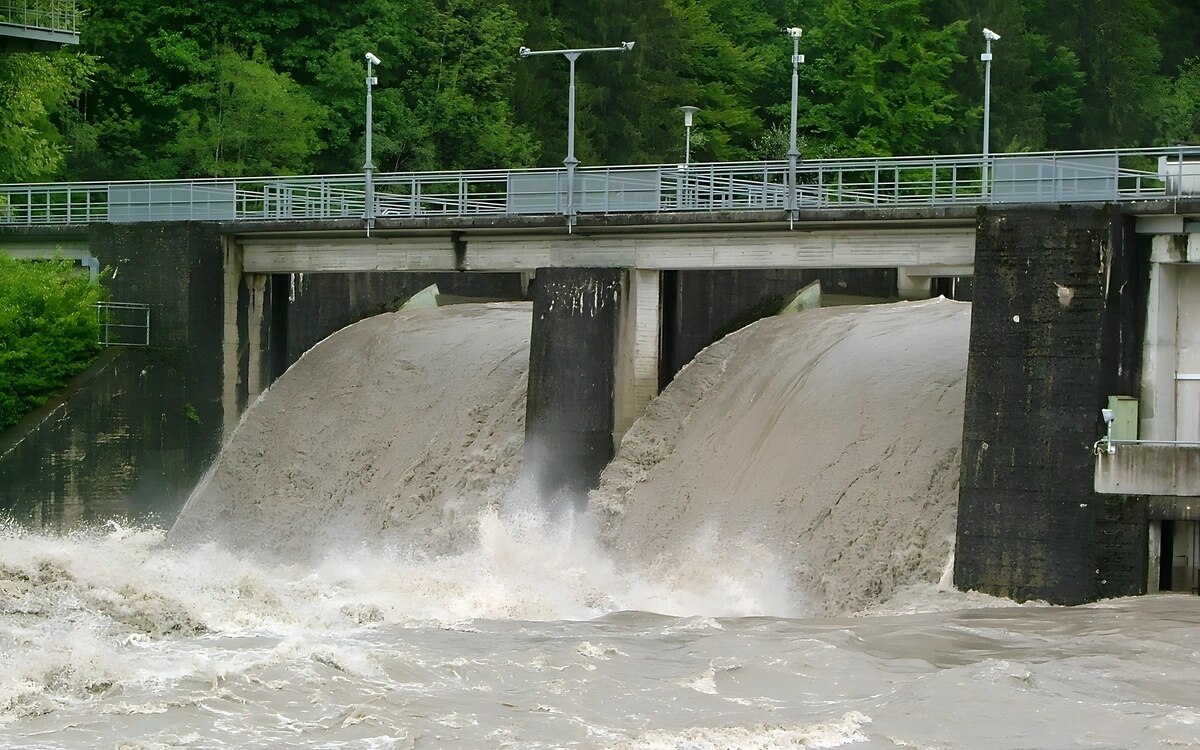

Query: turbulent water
[4,301,1200,748]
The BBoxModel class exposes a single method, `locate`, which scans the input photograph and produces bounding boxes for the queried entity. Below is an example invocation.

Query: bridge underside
[0,23,79,51]
[235,220,976,276]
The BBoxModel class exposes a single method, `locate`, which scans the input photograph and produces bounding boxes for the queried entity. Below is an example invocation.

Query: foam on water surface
[7,301,1200,747]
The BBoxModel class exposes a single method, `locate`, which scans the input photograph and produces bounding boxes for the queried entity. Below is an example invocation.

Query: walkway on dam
[3,146,1199,228]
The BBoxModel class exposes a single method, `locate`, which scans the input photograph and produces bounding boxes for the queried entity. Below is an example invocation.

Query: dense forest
[2,0,1199,183]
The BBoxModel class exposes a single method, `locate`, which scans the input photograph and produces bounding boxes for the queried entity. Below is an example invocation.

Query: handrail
[0,0,78,33]
[3,146,1199,227]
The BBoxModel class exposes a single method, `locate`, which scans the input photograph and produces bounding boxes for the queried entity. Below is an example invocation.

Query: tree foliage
[0,52,92,182]
[0,255,104,432]
[2,0,1200,180]
[1162,58,1200,144]
[168,46,323,177]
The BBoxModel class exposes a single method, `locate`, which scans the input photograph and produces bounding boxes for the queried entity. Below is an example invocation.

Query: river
[3,301,1196,748]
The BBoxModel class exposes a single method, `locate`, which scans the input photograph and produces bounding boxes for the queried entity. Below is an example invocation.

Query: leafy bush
[0,254,104,431]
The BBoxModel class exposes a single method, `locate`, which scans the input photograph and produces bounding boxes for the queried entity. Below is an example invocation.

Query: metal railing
[96,302,150,347]
[3,146,1199,228]
[0,0,78,33]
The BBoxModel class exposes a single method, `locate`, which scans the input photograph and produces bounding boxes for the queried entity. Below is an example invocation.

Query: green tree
[789,0,966,157]
[0,52,93,182]
[1044,0,1168,147]
[1161,58,1200,144]
[931,0,1084,153]
[0,255,104,432]
[168,46,323,177]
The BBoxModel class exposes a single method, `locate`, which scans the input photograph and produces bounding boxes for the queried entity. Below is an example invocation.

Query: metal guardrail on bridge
[2,147,1199,227]
[0,0,78,35]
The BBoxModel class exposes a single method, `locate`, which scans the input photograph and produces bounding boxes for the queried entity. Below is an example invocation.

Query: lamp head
[982,28,1001,41]
[679,105,700,126]
[518,46,531,57]
[1102,408,1115,425]
[365,52,381,65]
[785,27,803,39]
[620,41,636,51]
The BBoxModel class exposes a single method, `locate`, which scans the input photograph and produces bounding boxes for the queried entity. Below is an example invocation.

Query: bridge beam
[240,226,976,274]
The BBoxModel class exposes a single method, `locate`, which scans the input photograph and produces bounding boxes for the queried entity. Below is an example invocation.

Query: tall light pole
[785,27,804,221]
[518,41,636,228]
[981,28,1000,199]
[679,105,699,167]
[364,52,381,232]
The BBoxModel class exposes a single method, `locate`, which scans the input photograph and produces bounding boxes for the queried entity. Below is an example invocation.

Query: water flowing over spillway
[592,300,969,616]
[169,303,533,560]
[170,299,966,616]
[4,301,1200,748]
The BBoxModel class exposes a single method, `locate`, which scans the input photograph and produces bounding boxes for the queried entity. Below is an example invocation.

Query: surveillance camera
[365,52,381,65]
[785,27,803,39]
[1101,408,1115,424]
[621,41,636,51]
[982,28,1001,41]
[518,46,531,57]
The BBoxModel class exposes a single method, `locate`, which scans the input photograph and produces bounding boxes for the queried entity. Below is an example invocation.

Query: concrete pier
[523,268,623,503]
[955,205,1148,604]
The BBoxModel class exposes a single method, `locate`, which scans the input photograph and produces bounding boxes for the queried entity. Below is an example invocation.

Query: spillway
[6,299,1200,749]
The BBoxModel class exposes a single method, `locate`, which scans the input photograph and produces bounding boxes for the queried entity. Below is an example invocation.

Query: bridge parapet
[0,0,79,48]
[3,147,1197,229]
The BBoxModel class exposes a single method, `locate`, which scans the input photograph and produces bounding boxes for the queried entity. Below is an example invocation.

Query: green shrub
[0,254,104,431]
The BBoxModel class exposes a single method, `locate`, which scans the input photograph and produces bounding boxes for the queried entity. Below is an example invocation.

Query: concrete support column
[1140,255,1181,442]
[955,205,1147,604]
[614,269,661,441]
[221,238,245,439]
[523,267,623,505]
[896,268,934,300]
[245,274,268,403]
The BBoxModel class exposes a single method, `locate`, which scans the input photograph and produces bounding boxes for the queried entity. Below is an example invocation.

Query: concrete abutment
[954,205,1149,604]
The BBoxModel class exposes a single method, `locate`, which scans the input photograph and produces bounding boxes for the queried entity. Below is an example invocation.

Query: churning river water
[3,302,1199,749]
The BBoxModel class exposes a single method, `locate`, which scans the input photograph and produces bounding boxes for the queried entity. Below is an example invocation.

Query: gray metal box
[109,183,236,222]
[508,169,661,215]
[992,155,1118,203]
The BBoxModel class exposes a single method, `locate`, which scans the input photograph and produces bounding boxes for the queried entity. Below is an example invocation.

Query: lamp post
[679,105,699,167]
[518,41,636,228]
[364,52,381,232]
[785,27,804,221]
[981,28,1000,199]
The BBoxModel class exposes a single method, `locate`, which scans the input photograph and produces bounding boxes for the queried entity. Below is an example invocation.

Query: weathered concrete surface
[523,268,623,505]
[955,205,1149,604]
[1096,444,1200,496]
[0,223,227,524]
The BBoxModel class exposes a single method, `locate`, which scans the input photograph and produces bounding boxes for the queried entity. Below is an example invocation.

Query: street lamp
[784,27,804,221]
[518,41,636,228]
[364,52,381,232]
[981,28,1000,199]
[679,106,699,167]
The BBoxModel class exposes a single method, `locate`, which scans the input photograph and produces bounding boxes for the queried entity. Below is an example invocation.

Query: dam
[4,150,1200,602]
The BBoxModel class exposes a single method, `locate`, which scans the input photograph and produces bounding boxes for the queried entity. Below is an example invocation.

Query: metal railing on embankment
[96,302,150,347]
[2,146,1199,227]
